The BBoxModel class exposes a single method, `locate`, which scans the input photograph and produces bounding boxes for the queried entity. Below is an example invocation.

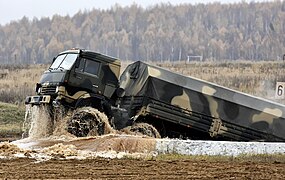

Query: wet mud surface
[0,158,284,179]
[33,135,156,153]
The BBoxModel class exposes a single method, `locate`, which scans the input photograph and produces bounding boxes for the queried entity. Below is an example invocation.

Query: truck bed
[119,61,285,141]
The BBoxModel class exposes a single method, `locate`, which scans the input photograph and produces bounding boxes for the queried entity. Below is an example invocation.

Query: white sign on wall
[275,82,285,99]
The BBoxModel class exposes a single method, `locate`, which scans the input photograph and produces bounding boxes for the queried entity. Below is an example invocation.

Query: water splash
[6,134,157,161]
[16,106,157,161]
[23,105,53,139]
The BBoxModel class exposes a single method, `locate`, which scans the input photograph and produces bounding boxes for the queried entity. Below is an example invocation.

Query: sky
[0,0,272,25]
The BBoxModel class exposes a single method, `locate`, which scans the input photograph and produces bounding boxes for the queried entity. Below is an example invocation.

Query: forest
[0,1,285,64]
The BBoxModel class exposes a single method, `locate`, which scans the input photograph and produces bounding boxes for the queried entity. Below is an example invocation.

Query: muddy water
[23,105,54,138]
[0,142,23,156]
[2,134,156,160]
[1,105,156,160]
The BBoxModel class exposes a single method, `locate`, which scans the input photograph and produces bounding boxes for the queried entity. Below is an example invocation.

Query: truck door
[70,57,104,94]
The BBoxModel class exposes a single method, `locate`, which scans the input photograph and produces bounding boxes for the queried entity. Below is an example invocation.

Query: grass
[0,102,25,140]
[0,64,48,105]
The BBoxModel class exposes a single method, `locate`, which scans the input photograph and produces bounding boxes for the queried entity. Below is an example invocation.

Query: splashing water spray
[22,104,54,139]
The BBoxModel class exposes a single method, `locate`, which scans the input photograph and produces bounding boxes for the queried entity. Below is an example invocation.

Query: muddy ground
[1,135,285,179]
[0,158,284,179]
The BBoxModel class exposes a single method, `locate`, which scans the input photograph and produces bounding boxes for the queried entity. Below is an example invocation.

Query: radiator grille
[41,86,56,95]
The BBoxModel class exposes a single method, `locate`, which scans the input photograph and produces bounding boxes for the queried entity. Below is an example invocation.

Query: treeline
[0,1,285,64]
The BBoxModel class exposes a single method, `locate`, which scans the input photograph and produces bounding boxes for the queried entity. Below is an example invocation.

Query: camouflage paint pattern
[120,61,285,141]
[26,49,121,105]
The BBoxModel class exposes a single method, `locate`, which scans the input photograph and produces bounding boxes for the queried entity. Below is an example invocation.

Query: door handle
[93,84,98,88]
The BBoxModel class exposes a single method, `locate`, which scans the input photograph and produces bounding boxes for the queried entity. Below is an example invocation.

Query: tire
[125,123,161,138]
[67,107,113,137]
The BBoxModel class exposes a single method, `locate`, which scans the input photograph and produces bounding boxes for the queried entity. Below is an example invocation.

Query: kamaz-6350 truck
[25,49,285,141]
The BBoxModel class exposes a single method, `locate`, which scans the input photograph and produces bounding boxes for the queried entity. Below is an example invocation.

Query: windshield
[50,53,78,70]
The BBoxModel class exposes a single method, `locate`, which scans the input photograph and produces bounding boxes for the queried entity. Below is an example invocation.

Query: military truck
[25,49,285,141]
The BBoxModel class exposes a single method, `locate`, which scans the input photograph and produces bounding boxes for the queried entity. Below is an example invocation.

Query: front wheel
[123,123,161,138]
[67,107,113,137]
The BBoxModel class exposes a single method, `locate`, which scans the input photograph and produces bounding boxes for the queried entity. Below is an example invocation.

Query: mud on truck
[25,49,285,141]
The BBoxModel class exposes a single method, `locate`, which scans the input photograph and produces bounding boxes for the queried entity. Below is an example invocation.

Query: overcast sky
[0,0,272,25]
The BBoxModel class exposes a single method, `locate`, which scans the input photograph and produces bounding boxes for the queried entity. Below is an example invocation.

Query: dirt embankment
[0,158,284,179]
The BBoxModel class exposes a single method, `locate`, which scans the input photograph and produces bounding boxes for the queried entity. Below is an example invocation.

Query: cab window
[75,58,100,76]
[50,53,78,70]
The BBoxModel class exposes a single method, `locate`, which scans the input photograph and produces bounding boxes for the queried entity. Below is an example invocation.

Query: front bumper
[25,95,51,105]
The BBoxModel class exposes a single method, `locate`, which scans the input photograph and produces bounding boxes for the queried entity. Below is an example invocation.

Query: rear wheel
[124,123,161,138]
[67,107,113,137]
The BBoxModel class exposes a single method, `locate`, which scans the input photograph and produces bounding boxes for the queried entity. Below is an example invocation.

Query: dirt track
[0,158,284,179]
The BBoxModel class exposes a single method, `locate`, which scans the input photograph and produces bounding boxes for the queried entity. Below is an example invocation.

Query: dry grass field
[0,64,48,105]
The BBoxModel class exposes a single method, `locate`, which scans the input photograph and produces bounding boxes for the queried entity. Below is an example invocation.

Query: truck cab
[25,49,121,107]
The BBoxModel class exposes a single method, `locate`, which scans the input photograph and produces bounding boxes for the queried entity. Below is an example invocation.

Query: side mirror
[52,57,56,63]
[35,83,42,94]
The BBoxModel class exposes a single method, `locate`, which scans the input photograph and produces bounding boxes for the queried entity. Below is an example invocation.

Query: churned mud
[0,158,284,179]
[0,134,157,162]
[13,134,156,155]
[0,142,23,156]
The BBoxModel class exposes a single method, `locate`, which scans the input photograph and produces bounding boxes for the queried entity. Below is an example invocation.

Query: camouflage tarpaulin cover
[120,61,285,140]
